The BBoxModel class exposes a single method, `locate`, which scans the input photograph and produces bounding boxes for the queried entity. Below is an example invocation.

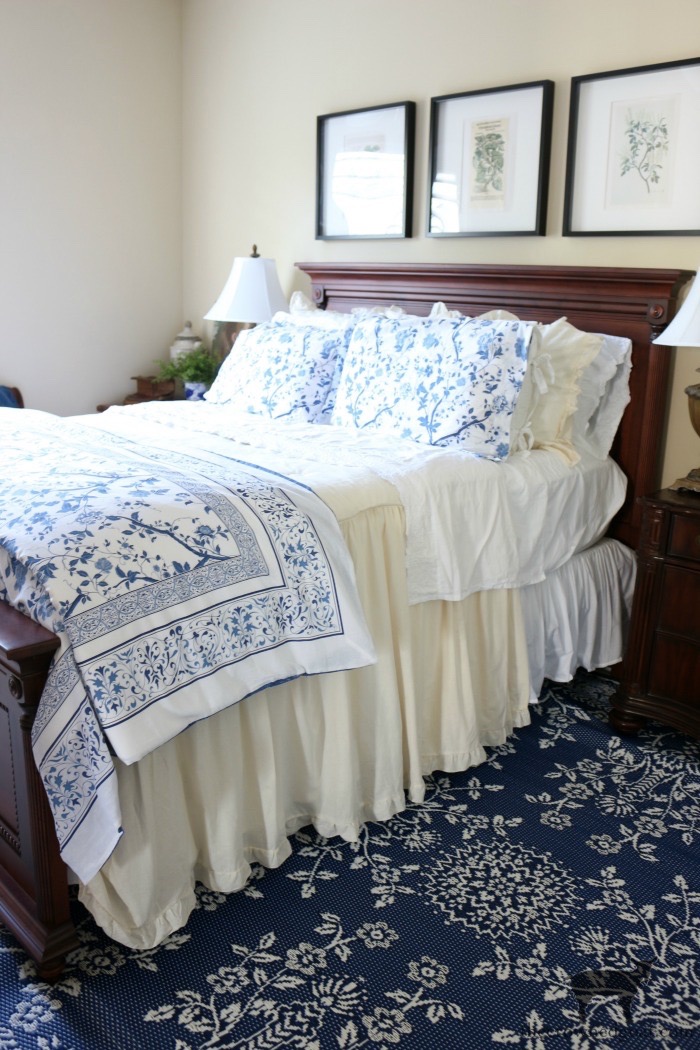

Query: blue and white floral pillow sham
[331,315,534,460]
[205,320,353,423]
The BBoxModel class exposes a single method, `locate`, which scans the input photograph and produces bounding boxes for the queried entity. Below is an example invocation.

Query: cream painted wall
[0,0,182,415]
[182,0,699,488]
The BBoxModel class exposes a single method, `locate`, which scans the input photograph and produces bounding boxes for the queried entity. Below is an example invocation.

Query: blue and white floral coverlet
[0,409,375,883]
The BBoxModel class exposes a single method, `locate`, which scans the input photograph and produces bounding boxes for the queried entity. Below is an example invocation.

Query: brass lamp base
[670,380,700,494]
[670,466,700,494]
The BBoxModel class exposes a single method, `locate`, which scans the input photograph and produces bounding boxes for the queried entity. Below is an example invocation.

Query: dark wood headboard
[297,262,692,551]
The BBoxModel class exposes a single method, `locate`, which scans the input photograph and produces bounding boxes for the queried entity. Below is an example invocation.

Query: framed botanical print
[563,57,700,235]
[427,80,554,237]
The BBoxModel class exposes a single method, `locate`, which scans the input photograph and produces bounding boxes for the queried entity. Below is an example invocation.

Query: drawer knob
[9,676,22,700]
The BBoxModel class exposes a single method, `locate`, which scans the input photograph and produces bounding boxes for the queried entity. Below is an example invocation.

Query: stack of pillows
[205,291,632,465]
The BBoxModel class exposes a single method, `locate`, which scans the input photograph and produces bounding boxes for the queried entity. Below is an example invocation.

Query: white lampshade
[654,270,700,347]
[204,252,287,324]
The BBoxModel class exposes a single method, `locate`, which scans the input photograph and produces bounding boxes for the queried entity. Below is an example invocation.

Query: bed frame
[0,263,691,979]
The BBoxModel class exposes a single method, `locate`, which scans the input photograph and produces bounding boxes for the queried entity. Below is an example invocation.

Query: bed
[0,262,691,980]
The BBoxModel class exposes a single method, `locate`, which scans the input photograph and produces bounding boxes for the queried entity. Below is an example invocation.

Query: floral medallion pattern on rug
[1,673,699,1049]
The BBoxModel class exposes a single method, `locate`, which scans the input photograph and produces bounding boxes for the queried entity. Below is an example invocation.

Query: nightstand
[611,488,700,737]
[97,375,176,412]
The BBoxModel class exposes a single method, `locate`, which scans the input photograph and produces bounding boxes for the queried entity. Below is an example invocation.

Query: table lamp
[653,268,700,494]
[204,245,287,353]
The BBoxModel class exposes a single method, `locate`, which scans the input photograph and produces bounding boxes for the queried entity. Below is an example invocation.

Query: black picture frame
[563,56,700,236]
[427,80,554,237]
[316,101,415,239]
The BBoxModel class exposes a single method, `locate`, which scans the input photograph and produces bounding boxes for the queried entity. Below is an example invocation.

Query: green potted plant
[157,345,221,401]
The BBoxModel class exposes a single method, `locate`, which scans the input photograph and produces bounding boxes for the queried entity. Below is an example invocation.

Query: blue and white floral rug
[2,673,700,1049]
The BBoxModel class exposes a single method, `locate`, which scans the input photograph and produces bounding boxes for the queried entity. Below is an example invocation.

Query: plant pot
[183,381,209,401]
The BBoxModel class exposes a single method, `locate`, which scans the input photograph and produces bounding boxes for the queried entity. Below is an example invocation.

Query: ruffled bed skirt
[521,537,635,700]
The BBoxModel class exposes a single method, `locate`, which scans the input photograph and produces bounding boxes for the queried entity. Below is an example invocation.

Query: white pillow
[286,291,411,323]
[363,302,467,320]
[205,320,353,423]
[479,309,520,322]
[429,301,463,319]
[572,334,632,459]
[277,291,355,329]
[288,290,323,315]
[509,318,603,463]
[287,291,463,324]
[331,314,534,460]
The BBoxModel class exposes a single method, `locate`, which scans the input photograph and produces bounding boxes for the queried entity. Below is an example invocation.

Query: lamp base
[670,382,700,493]
[669,466,700,495]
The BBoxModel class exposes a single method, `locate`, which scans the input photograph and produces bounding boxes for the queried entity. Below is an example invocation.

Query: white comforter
[97,401,628,603]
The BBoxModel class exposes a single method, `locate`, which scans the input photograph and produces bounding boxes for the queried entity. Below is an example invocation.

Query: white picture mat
[320,105,408,237]
[568,64,700,233]
[430,84,545,234]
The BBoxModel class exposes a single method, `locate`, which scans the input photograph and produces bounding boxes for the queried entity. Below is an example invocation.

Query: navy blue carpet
[2,673,700,1049]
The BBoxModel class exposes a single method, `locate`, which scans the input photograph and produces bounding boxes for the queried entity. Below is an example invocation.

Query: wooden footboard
[0,602,77,980]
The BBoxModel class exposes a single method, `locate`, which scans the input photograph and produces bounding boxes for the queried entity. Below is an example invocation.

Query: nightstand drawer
[668,513,700,564]
[657,564,700,643]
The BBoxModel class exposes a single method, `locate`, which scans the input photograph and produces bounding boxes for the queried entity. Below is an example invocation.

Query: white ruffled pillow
[571,334,632,459]
[489,313,630,462]
[285,291,462,324]
[331,314,534,460]
[508,318,603,464]
[429,301,463,319]
[275,291,356,329]
[285,291,411,323]
[205,320,353,423]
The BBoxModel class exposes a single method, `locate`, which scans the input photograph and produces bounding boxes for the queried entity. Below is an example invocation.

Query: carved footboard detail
[0,602,77,981]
